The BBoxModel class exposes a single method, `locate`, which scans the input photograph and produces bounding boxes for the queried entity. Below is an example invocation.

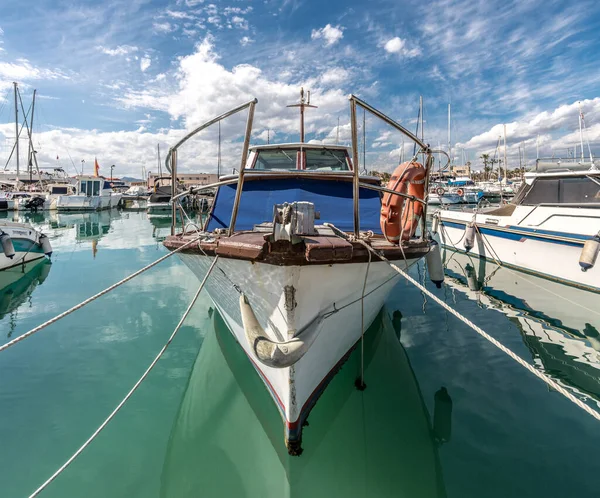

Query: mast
[362,108,366,172]
[336,117,340,145]
[218,121,222,177]
[447,103,451,166]
[578,102,585,162]
[503,124,508,184]
[420,95,424,144]
[536,134,539,160]
[157,143,162,178]
[13,82,19,179]
[286,88,317,143]
[28,89,36,181]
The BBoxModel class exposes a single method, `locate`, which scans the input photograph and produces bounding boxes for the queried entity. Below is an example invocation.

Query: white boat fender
[579,232,600,272]
[464,223,476,252]
[425,240,444,288]
[39,233,53,257]
[239,293,324,368]
[433,386,453,444]
[0,232,15,259]
[431,212,440,234]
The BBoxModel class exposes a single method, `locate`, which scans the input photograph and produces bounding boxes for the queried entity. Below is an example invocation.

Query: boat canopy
[516,174,600,205]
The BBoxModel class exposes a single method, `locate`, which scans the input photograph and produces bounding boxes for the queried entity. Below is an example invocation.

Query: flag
[56,155,59,160]
[94,157,100,177]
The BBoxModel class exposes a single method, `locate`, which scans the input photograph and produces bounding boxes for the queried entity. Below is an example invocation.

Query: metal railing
[166,99,258,235]
[166,95,440,242]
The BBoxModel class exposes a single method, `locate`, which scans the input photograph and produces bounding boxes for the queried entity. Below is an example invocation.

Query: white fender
[426,240,444,288]
[464,224,476,252]
[240,294,324,368]
[0,233,15,259]
[39,233,53,257]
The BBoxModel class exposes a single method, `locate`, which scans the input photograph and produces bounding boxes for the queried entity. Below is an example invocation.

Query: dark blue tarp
[206,178,383,233]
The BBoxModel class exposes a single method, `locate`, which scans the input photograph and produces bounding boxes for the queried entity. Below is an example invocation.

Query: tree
[480,153,490,181]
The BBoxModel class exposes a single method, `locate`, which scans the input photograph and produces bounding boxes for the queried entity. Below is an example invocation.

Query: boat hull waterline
[178,253,420,452]
[439,219,600,293]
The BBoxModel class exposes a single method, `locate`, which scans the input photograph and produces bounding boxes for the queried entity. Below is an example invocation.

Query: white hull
[438,217,600,292]
[428,193,462,205]
[0,222,48,271]
[56,193,121,211]
[178,254,418,448]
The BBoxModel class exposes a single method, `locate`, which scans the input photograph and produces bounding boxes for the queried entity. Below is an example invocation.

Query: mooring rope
[0,235,203,354]
[324,223,600,423]
[28,256,219,498]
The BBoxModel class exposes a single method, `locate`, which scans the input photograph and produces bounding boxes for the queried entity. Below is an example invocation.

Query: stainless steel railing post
[350,97,360,237]
[228,100,256,236]
[170,148,177,236]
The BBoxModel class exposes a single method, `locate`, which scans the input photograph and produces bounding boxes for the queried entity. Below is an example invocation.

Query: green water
[1,210,599,497]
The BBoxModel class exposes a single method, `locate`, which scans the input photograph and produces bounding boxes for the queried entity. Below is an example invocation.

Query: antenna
[286,88,318,143]
[362,108,366,173]
[218,121,222,177]
[336,117,339,145]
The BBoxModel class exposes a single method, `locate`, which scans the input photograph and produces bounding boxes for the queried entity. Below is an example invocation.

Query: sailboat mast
[29,89,36,181]
[447,103,451,166]
[157,143,162,178]
[503,124,508,184]
[13,82,19,178]
[578,102,585,162]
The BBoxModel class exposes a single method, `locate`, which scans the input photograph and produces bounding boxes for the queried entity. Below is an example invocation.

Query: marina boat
[435,163,600,293]
[15,183,77,211]
[428,186,462,205]
[163,93,442,454]
[55,176,123,211]
[0,220,52,271]
[442,247,600,401]
[147,176,180,213]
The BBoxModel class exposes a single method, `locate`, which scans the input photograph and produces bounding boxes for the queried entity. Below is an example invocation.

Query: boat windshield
[305,149,349,171]
[254,149,297,170]
[520,176,600,205]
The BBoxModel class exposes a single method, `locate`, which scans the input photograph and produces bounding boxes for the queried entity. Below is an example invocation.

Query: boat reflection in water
[0,259,52,337]
[442,247,600,401]
[160,308,448,498]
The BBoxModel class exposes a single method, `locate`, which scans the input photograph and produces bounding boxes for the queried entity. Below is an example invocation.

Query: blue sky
[1,0,600,177]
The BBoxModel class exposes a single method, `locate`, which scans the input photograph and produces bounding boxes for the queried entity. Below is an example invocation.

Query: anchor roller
[579,232,600,272]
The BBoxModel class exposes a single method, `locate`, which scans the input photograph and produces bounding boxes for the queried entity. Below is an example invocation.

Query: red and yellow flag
[94,157,100,177]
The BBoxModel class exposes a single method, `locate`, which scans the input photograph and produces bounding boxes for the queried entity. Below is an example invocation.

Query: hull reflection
[160,308,446,498]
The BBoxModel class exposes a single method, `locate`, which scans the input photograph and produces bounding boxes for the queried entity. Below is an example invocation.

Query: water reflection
[161,308,447,498]
[0,259,52,337]
[442,247,600,401]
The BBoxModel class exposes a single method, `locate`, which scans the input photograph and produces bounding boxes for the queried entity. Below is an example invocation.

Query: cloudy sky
[0,0,599,177]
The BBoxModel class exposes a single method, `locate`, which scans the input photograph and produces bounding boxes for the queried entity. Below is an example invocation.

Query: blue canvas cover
[206,177,383,234]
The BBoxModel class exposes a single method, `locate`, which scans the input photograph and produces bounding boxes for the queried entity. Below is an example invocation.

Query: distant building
[450,164,471,177]
[147,172,218,189]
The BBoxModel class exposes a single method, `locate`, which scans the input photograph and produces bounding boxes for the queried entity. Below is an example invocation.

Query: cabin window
[50,186,69,195]
[254,149,298,170]
[522,176,600,205]
[81,181,88,195]
[305,149,349,171]
[93,181,101,196]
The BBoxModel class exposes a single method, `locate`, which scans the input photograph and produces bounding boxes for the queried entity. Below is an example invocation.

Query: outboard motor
[0,232,15,259]
[24,196,45,212]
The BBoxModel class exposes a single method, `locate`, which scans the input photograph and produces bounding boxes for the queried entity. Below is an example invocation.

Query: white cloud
[383,37,421,58]
[0,59,69,82]
[153,21,175,33]
[230,16,248,30]
[240,36,253,46]
[97,45,138,56]
[166,10,196,20]
[140,56,151,72]
[320,67,349,84]
[311,24,344,46]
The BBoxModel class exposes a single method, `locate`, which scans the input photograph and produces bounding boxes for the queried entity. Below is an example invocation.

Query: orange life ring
[456,188,464,197]
[380,161,426,243]
[436,187,445,196]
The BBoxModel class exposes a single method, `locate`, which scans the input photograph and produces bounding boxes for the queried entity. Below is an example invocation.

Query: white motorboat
[163,93,443,455]
[0,220,52,271]
[15,184,77,211]
[435,163,600,293]
[55,176,122,211]
[428,186,462,205]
